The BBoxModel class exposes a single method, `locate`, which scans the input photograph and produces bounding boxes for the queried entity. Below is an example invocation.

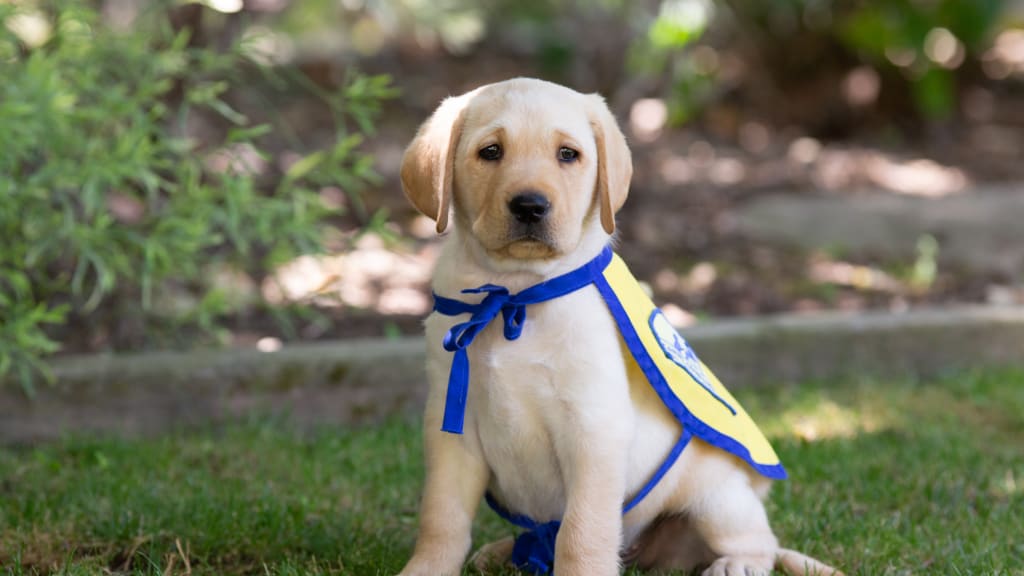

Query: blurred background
[3,0,1024,391]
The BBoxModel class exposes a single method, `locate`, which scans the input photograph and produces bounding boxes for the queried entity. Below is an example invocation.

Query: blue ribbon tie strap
[432,246,614,434]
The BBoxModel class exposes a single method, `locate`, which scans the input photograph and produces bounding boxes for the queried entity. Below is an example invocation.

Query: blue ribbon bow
[511,522,561,572]
[432,246,614,434]
[485,492,562,573]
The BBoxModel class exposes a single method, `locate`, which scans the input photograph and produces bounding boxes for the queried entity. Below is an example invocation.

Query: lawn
[2,368,1023,575]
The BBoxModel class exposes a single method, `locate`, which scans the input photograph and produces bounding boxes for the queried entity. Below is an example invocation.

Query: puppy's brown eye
[558,147,579,163]
[479,144,502,161]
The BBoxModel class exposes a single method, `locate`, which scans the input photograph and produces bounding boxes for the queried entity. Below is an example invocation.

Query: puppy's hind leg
[624,514,713,573]
[683,449,778,576]
[469,536,514,572]
[692,477,777,576]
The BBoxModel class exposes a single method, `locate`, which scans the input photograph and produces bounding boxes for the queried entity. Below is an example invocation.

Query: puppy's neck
[432,223,614,296]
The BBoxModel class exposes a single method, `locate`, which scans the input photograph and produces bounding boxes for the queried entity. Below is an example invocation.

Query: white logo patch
[649,309,716,395]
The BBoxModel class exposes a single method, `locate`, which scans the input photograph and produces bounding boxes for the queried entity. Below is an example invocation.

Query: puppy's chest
[451,288,629,516]
[427,284,627,429]
[466,288,621,408]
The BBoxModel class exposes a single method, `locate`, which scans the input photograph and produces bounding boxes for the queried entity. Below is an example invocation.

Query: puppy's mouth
[497,229,559,260]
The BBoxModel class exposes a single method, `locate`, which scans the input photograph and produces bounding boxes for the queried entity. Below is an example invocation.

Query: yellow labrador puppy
[397,78,842,576]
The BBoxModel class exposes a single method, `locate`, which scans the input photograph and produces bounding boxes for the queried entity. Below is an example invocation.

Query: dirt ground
[258,61,1024,345]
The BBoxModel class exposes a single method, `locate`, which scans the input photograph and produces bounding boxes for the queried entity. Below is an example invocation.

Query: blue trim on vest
[592,273,787,480]
[485,428,693,575]
[623,428,692,514]
[432,246,614,434]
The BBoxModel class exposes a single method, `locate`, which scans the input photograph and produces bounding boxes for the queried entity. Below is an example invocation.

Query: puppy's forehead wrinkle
[471,116,590,144]
[467,93,592,143]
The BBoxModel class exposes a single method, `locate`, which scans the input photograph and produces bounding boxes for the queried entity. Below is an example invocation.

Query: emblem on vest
[649,309,717,396]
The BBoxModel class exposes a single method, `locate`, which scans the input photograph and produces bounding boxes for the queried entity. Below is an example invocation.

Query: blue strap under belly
[485,428,693,574]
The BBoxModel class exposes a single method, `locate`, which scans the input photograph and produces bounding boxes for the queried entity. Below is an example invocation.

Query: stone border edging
[2,306,1022,443]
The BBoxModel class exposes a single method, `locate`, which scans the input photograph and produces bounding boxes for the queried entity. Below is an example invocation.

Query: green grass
[2,368,1023,575]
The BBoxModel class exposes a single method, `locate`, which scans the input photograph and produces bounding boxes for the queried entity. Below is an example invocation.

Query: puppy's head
[402,78,632,262]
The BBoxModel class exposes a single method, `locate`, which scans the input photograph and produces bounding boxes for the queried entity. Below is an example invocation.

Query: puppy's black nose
[508,192,551,224]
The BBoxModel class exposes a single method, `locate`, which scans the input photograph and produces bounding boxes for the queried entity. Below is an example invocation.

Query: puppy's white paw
[396,554,464,576]
[702,555,773,576]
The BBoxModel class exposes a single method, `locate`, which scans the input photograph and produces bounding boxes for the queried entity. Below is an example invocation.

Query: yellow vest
[595,254,786,479]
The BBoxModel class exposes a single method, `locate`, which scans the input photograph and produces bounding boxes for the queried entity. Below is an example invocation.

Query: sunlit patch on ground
[807,256,904,294]
[782,398,891,442]
[983,28,1024,80]
[757,394,895,443]
[263,233,436,316]
[644,132,975,198]
[862,155,967,197]
[806,147,969,195]
[992,469,1021,499]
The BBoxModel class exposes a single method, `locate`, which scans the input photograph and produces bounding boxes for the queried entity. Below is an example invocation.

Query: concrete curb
[3,306,1023,443]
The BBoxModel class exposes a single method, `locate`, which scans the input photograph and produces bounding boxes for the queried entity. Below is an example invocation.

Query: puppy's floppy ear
[401,89,479,234]
[586,94,633,234]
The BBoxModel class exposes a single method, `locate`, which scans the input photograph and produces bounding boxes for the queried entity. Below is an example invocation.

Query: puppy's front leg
[552,425,629,576]
[399,425,489,576]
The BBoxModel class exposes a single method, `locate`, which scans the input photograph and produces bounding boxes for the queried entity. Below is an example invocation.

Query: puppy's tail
[775,548,845,576]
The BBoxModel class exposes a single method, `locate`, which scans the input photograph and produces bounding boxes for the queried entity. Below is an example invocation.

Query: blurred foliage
[910,234,940,290]
[696,0,1009,123]
[838,0,1004,118]
[263,0,1014,124]
[631,0,716,124]
[0,1,394,392]
[271,0,491,55]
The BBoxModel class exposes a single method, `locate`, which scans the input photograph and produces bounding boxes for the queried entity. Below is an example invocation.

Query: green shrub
[0,2,395,392]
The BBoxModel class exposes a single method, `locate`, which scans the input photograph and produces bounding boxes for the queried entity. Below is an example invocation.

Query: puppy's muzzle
[508,192,551,224]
